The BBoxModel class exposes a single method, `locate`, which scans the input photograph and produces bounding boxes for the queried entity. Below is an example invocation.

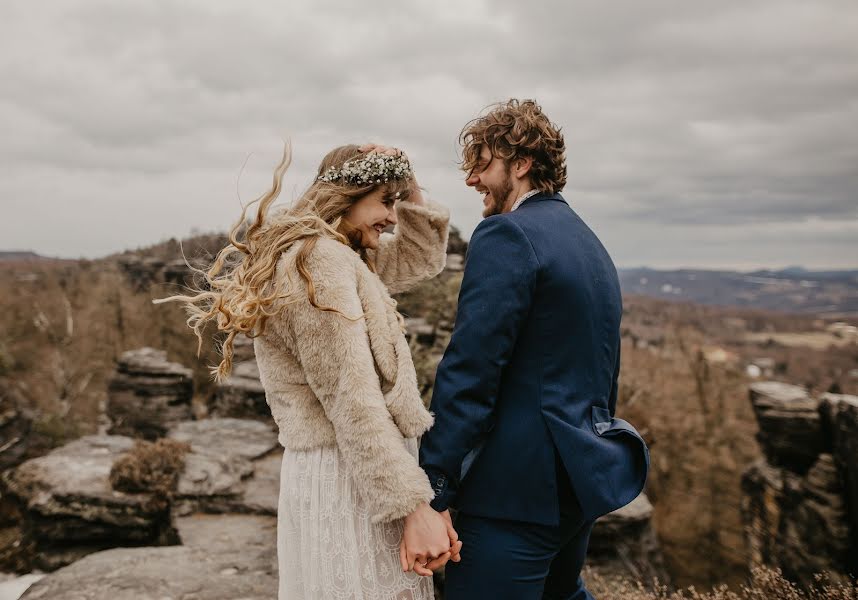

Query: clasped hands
[399,502,463,577]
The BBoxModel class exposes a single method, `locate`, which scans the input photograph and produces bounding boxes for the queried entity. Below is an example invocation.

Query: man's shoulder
[471,214,532,249]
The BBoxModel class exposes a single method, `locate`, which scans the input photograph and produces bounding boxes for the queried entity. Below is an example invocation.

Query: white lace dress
[277,437,434,600]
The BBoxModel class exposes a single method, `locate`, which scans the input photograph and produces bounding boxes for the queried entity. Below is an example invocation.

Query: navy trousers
[443,459,596,600]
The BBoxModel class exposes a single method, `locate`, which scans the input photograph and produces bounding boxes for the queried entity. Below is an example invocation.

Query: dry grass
[109,438,191,497]
[585,566,858,599]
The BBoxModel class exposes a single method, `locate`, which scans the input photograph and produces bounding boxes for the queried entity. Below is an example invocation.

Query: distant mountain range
[0,251,45,261]
[1,248,856,315]
[618,267,858,314]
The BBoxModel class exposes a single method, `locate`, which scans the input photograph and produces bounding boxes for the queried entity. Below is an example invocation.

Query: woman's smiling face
[343,187,398,249]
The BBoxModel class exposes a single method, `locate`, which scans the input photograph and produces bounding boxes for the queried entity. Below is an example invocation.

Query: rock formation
[741,382,858,586]
[106,348,193,439]
[19,514,278,600]
[116,254,166,292]
[588,493,670,585]
[821,392,858,572]
[1,417,280,573]
[0,435,178,572]
[167,418,280,516]
[208,360,270,423]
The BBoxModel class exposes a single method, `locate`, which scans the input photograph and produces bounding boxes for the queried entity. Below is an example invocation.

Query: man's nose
[466,173,479,187]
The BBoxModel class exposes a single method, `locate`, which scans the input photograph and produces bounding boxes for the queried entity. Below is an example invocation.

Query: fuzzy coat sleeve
[368,200,450,295]
[280,238,435,523]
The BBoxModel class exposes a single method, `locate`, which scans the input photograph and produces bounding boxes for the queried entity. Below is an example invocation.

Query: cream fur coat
[254,200,450,523]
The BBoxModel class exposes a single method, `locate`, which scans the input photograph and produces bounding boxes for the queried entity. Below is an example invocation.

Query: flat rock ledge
[1,435,176,572]
[20,514,278,600]
[2,418,282,572]
[167,418,281,516]
[749,381,823,473]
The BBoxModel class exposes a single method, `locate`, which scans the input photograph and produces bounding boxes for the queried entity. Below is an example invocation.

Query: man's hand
[399,502,452,577]
[422,510,463,571]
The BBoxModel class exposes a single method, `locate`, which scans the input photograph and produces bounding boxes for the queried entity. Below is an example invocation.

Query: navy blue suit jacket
[419,192,649,526]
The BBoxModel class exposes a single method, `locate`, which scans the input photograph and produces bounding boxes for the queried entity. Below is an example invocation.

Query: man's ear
[513,155,533,180]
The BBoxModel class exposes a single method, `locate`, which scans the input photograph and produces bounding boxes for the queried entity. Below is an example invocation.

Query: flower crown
[317,153,413,185]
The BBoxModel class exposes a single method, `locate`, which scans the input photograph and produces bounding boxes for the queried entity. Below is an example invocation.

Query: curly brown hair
[460,99,567,194]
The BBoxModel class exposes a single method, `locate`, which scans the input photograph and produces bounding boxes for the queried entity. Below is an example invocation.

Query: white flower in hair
[318,153,413,185]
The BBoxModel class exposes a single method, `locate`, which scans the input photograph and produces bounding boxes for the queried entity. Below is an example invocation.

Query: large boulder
[749,382,823,473]
[742,385,858,586]
[0,435,177,572]
[775,454,853,586]
[107,348,193,440]
[588,493,669,585]
[20,514,278,600]
[208,360,270,423]
[820,392,858,569]
[168,418,281,516]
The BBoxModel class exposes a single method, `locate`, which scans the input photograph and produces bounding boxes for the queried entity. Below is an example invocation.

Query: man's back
[420,192,648,525]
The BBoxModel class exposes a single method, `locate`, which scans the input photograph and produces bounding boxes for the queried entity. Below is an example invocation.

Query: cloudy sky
[1,0,856,269]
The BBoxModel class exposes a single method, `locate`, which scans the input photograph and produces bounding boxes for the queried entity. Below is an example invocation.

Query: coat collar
[514,190,566,210]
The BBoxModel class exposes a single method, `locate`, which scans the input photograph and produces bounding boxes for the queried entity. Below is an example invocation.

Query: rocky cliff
[741,382,858,586]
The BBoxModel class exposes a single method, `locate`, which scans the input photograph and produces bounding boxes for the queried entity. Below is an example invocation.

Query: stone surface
[116,254,165,292]
[208,360,270,423]
[776,454,853,586]
[588,493,669,585]
[749,382,823,473]
[106,348,193,440]
[20,514,278,600]
[0,573,43,600]
[168,419,280,516]
[742,385,858,586]
[741,458,784,568]
[0,435,176,572]
[820,392,858,569]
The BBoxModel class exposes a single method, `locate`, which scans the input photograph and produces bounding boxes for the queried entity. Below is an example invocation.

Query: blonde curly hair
[460,99,567,194]
[156,143,413,381]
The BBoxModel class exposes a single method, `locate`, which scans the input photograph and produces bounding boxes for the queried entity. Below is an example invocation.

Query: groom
[407,99,650,598]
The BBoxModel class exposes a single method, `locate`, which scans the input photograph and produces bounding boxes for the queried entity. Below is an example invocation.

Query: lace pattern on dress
[278,438,433,600]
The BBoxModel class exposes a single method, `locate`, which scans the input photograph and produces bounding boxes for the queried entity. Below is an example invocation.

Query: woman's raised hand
[358,143,404,157]
[358,144,425,206]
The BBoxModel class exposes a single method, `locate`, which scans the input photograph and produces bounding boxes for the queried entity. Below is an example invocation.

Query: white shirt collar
[510,189,540,212]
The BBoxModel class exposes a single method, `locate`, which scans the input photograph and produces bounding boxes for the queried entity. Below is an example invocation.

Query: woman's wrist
[405,501,431,522]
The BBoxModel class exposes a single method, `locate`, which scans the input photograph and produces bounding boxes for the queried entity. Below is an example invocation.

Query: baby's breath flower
[318,154,413,185]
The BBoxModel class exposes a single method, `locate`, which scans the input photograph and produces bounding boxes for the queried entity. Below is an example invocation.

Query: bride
[160,143,461,599]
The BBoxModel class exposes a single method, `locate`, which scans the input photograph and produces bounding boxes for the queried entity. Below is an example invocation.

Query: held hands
[399,504,463,577]
[358,143,425,206]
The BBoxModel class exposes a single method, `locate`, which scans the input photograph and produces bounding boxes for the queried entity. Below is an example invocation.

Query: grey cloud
[0,0,856,268]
